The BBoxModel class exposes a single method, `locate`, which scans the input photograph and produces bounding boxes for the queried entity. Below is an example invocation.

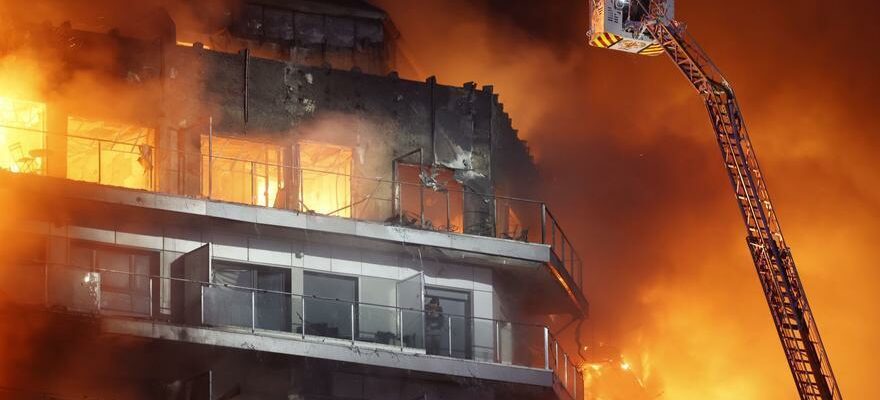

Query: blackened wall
[162,44,539,233]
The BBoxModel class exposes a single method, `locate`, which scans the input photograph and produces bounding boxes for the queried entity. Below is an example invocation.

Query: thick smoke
[374,0,878,398]
[0,1,215,397]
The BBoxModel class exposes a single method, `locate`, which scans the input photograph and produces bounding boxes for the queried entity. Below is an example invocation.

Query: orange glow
[176,40,211,50]
[397,164,464,232]
[0,97,46,174]
[66,117,155,190]
[201,135,284,207]
[374,1,878,398]
[298,141,352,217]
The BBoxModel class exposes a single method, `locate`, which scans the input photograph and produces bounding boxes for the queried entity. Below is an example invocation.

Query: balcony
[5,260,585,399]
[0,119,586,312]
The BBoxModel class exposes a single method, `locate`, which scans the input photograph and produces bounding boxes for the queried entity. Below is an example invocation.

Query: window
[67,243,155,316]
[0,97,46,174]
[303,271,357,339]
[298,142,352,217]
[358,276,397,345]
[207,262,291,331]
[425,287,471,358]
[397,164,464,232]
[67,117,155,190]
[201,135,284,207]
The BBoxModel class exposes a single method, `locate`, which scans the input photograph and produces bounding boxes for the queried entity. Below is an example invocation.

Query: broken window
[0,97,46,174]
[201,135,284,207]
[67,117,155,190]
[496,197,541,243]
[298,142,352,217]
[397,164,464,233]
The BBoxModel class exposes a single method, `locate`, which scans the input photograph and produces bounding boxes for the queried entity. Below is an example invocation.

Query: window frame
[67,241,159,317]
[303,270,359,340]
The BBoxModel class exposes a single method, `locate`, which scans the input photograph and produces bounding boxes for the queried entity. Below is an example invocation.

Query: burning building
[0,0,589,399]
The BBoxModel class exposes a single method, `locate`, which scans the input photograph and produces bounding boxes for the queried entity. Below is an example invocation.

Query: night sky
[374,0,879,398]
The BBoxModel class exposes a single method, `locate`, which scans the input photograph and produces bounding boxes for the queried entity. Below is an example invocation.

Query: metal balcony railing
[1,125,584,299]
[4,262,583,399]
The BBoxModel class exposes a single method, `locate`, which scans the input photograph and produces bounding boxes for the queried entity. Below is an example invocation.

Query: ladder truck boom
[588,1,842,399]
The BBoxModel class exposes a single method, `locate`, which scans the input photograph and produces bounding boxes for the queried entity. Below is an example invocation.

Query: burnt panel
[264,7,295,41]
[433,87,475,170]
[326,16,356,48]
[355,19,384,44]
[295,13,326,45]
[238,3,265,39]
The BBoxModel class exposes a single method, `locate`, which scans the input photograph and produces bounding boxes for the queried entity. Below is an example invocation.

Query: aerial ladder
[587,1,842,399]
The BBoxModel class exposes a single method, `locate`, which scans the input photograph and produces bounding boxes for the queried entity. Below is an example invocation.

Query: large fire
[0,0,875,398]
[0,97,47,174]
[376,0,877,398]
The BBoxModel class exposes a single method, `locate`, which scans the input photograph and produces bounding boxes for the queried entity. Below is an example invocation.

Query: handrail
[3,123,585,298]
[32,261,586,386]
[86,264,543,327]
[0,123,155,153]
[0,122,541,204]
[548,332,584,399]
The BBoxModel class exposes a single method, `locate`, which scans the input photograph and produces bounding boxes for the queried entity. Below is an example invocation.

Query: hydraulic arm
[643,3,841,398]
[589,1,842,398]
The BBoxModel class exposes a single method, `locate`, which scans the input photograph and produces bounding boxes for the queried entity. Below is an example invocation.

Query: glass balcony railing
[11,262,583,399]
[0,124,584,299]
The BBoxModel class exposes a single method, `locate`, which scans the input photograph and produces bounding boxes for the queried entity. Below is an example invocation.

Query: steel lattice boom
[637,1,842,398]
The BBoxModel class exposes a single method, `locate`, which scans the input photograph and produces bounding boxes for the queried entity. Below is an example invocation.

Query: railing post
[392,160,399,222]
[447,315,453,357]
[350,303,356,345]
[44,262,49,307]
[95,272,101,314]
[419,181,425,227]
[562,239,567,271]
[494,320,501,363]
[492,197,498,238]
[299,165,304,213]
[208,116,213,199]
[262,162,268,206]
[564,354,569,388]
[149,277,154,319]
[446,190,451,232]
[97,141,102,184]
[200,284,205,325]
[250,290,256,333]
[251,161,256,205]
[578,256,584,289]
[267,163,272,207]
[149,145,155,191]
[555,339,560,372]
[543,327,550,370]
[541,203,547,244]
[398,308,404,350]
[301,297,306,339]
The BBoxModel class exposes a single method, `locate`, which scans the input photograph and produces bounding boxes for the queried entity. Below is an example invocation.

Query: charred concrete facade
[0,1,586,399]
